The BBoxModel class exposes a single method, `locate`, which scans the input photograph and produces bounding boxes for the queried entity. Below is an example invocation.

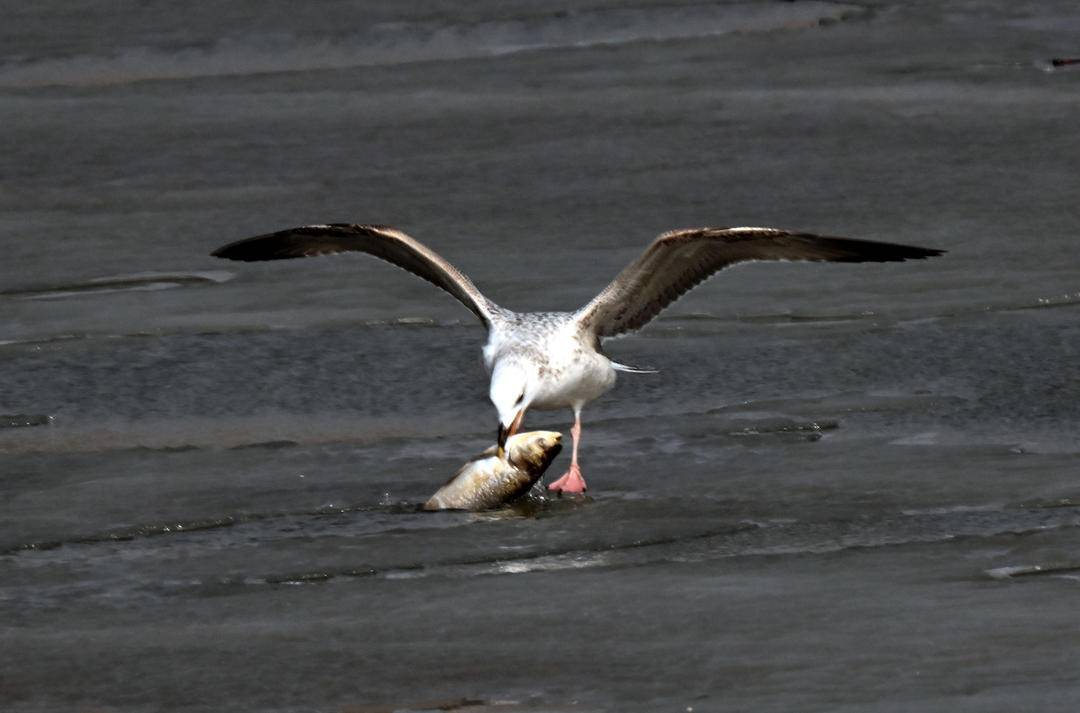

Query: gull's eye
[514,392,524,406]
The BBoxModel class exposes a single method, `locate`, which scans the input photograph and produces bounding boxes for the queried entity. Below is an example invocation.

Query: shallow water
[2,1,1080,711]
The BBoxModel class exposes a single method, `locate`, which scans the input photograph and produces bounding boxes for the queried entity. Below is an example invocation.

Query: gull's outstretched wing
[575,227,945,338]
[212,223,501,327]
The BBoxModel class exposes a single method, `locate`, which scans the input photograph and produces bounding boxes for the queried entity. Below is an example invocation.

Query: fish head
[505,430,563,475]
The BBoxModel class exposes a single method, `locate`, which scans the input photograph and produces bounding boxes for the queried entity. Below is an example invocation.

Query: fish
[423,431,563,511]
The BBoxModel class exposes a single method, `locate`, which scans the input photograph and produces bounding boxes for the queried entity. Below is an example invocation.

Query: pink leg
[548,409,587,494]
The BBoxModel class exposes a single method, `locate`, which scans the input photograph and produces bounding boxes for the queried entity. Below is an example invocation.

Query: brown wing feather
[211,223,500,327]
[575,227,945,338]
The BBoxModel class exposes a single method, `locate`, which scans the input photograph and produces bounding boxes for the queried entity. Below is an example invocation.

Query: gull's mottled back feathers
[575,227,945,338]
[211,223,501,327]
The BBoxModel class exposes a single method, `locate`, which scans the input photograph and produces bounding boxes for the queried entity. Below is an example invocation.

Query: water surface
[2,1,1079,711]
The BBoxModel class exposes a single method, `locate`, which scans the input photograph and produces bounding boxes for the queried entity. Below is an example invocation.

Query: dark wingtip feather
[211,224,380,261]
[863,244,947,262]
[209,242,239,260]
[210,234,303,262]
[210,237,259,261]
[814,235,947,263]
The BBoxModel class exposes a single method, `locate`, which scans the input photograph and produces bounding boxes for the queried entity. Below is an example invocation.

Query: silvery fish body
[423,431,562,511]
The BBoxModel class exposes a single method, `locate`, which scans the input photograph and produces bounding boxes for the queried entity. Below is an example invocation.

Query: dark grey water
[3,1,1080,711]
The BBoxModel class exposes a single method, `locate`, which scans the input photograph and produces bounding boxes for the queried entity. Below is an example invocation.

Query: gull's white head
[490,361,531,456]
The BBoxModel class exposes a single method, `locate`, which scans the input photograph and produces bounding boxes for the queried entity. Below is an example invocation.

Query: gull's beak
[497,409,526,458]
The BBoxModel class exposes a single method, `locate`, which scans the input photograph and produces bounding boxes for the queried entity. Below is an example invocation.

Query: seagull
[212,224,943,493]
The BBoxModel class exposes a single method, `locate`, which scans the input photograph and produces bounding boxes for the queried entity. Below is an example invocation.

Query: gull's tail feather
[611,361,659,374]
